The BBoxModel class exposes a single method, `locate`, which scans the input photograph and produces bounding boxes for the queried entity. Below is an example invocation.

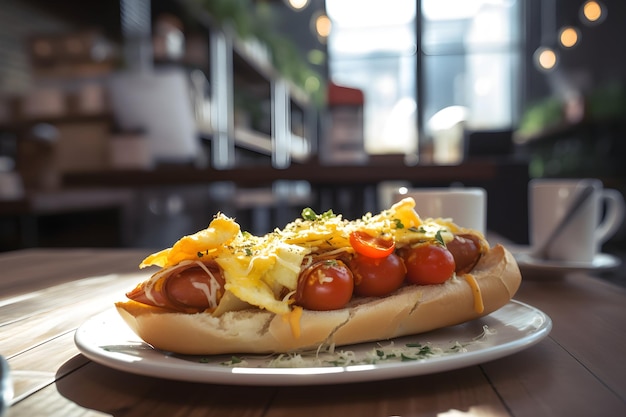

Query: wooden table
[1,248,625,416]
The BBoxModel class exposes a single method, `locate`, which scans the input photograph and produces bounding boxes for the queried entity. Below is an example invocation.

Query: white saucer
[513,251,621,274]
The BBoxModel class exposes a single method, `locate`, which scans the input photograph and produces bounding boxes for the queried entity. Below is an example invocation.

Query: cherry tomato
[349,253,406,297]
[349,231,395,258]
[446,234,482,274]
[295,260,354,311]
[167,266,226,310]
[401,243,455,285]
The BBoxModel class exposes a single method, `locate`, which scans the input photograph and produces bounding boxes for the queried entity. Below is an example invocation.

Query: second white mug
[529,178,625,263]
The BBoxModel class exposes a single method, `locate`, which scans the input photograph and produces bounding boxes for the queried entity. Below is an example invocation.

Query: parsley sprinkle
[220,356,244,366]
[419,346,433,355]
[394,219,405,229]
[301,208,317,221]
[435,230,446,246]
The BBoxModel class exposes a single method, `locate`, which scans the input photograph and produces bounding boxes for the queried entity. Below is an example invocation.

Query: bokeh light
[315,14,332,38]
[534,47,558,71]
[285,0,309,11]
[581,1,606,24]
[559,27,580,48]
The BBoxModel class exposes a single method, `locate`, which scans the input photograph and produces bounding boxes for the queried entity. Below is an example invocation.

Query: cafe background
[0,0,624,258]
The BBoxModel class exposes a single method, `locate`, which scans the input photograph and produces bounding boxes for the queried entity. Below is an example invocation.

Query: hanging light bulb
[534,47,558,71]
[534,0,558,71]
[559,26,580,48]
[311,12,332,41]
[285,0,310,11]
[580,0,606,25]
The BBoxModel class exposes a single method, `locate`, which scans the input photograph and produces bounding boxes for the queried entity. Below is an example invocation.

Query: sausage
[446,234,483,274]
[126,264,225,313]
[167,266,225,310]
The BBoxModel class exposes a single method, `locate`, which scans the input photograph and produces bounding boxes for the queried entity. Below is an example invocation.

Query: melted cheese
[463,274,484,313]
[283,306,303,339]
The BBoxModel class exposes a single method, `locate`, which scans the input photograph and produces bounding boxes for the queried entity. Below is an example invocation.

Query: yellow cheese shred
[464,274,484,314]
[283,306,303,339]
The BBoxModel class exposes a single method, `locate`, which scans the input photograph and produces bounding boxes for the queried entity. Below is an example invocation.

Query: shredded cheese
[137,198,482,318]
[211,325,497,369]
[194,260,222,309]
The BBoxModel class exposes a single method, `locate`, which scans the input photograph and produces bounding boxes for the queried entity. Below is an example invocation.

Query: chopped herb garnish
[302,207,335,221]
[245,248,253,256]
[419,346,433,355]
[435,230,446,246]
[220,356,244,366]
[394,219,405,229]
[301,207,317,220]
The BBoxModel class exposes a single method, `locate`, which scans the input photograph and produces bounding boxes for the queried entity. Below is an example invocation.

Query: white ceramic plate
[514,252,621,274]
[75,300,551,386]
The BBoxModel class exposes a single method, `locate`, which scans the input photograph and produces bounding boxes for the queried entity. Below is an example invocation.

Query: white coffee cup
[529,178,625,263]
[393,187,487,234]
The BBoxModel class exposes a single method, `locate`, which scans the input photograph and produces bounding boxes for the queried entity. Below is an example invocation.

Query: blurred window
[326,0,522,159]
[326,0,417,155]
[421,0,522,133]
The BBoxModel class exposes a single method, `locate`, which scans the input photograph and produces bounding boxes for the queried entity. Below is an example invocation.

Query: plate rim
[74,300,552,386]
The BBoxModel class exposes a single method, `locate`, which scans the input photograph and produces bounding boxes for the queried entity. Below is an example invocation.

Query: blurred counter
[61,159,504,188]
[2,160,531,251]
[0,189,134,250]
[61,159,531,244]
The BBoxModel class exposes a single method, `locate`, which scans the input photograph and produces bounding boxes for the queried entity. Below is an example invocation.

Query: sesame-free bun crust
[115,244,521,355]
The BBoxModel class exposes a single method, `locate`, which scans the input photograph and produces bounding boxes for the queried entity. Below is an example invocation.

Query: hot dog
[115,197,521,355]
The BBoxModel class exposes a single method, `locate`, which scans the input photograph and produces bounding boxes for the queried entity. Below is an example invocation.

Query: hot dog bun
[115,244,520,355]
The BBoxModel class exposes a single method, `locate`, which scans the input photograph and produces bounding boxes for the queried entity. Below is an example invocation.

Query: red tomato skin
[402,244,456,285]
[349,253,407,297]
[295,260,354,311]
[349,231,395,258]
